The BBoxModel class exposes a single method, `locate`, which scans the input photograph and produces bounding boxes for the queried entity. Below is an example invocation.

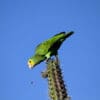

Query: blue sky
[0,0,100,100]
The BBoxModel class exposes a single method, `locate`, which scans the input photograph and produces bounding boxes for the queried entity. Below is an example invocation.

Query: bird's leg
[46,58,50,62]
[45,58,51,64]
[45,52,51,64]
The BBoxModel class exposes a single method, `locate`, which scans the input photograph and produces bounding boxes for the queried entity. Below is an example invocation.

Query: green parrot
[28,31,74,69]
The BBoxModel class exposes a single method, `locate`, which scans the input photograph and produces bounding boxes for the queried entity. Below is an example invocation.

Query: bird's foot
[45,58,51,64]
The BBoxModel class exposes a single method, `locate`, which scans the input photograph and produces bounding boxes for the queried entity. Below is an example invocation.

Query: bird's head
[27,59,36,69]
[27,55,45,69]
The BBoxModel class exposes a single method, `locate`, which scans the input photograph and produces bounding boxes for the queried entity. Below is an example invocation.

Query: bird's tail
[64,31,74,39]
[59,31,74,42]
[50,31,74,44]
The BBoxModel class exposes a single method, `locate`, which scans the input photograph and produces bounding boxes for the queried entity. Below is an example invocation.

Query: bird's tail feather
[54,32,66,36]
[59,31,74,42]
[64,31,74,39]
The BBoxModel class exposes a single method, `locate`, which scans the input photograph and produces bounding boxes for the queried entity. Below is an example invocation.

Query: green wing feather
[35,40,51,55]
[35,32,65,55]
[35,31,74,56]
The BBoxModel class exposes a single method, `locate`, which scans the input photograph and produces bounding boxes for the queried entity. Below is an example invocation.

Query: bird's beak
[27,61,35,69]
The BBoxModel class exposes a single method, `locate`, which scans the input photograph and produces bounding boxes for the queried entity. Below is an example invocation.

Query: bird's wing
[35,32,66,55]
[35,40,53,55]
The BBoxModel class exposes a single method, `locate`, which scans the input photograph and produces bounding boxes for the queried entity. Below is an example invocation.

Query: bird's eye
[29,60,31,63]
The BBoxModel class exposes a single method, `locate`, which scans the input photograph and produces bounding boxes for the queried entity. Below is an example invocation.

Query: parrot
[27,31,74,69]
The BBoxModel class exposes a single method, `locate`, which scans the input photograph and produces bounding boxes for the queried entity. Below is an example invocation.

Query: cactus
[42,58,70,100]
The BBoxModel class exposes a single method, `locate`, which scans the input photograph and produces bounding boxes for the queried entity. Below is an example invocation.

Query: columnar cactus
[42,59,70,100]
